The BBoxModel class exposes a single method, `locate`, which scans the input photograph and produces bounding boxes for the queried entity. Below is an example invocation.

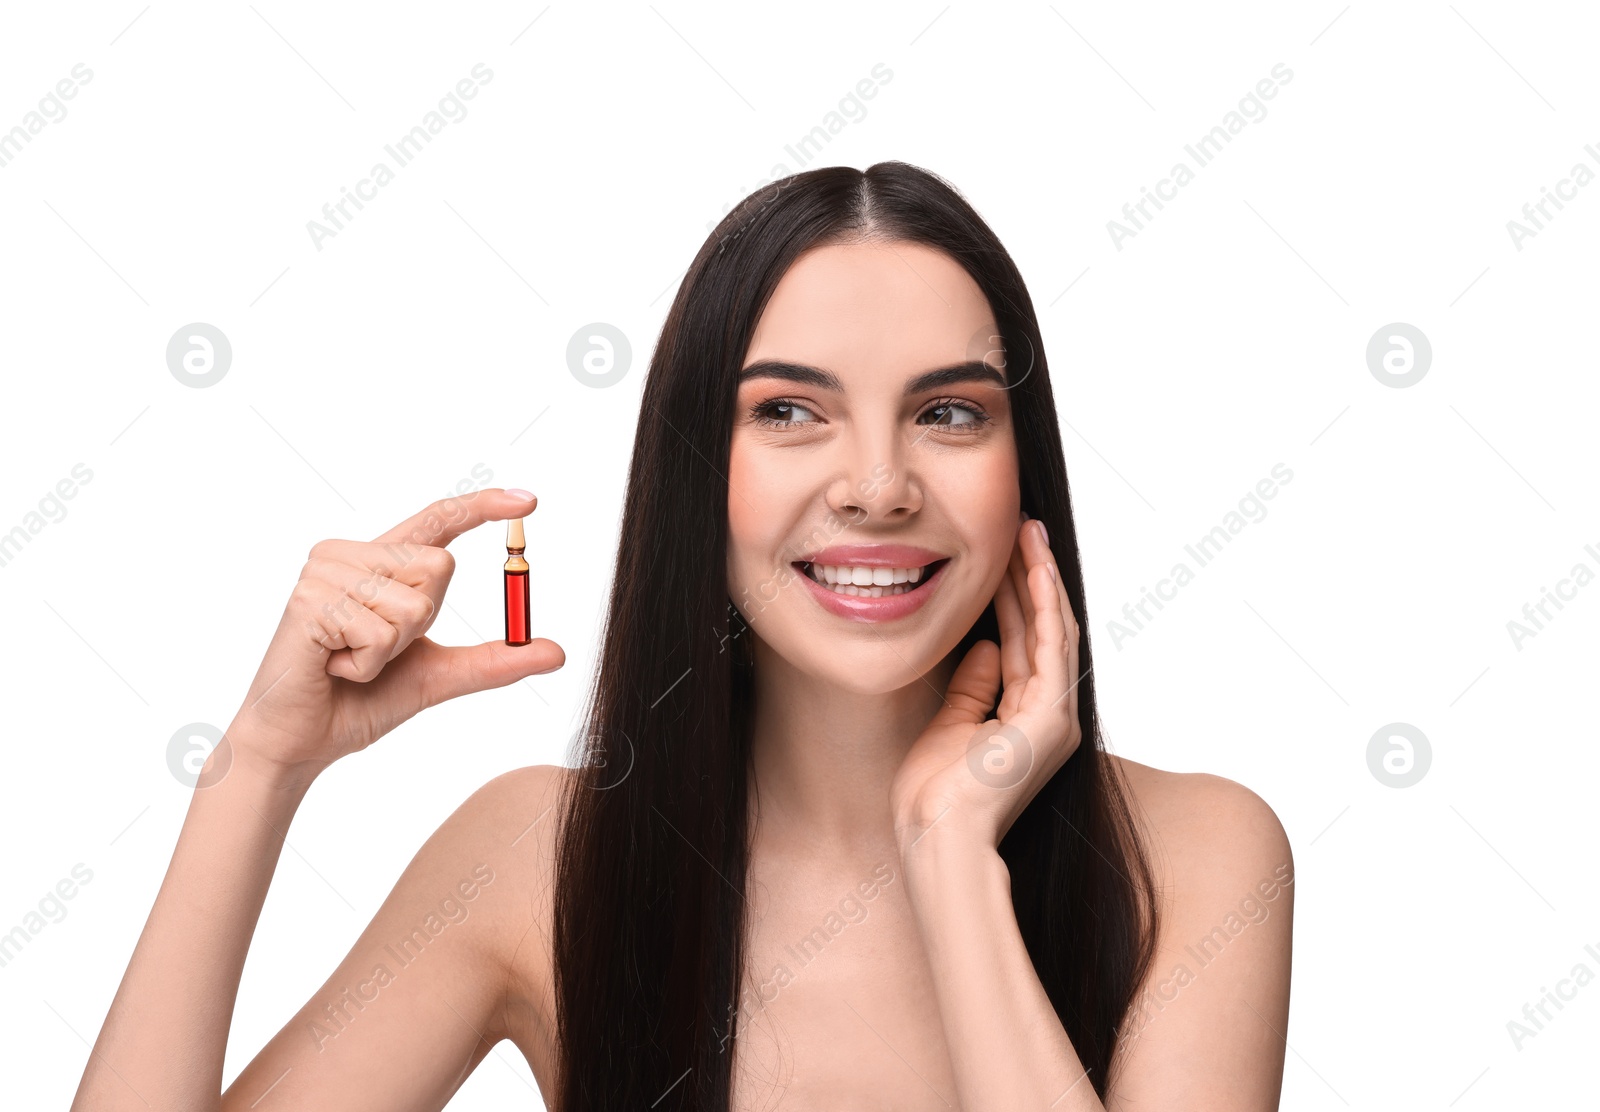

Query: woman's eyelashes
[747,397,819,427]
[745,396,992,433]
[920,399,991,430]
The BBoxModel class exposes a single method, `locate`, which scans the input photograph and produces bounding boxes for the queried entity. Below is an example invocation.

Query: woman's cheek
[938,448,1016,506]
[726,440,791,601]
[937,447,1019,563]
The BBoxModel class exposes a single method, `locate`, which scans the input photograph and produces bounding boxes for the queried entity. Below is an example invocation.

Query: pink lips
[791,544,950,623]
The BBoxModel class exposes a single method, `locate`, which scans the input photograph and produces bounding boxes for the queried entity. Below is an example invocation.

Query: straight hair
[552,160,1159,1109]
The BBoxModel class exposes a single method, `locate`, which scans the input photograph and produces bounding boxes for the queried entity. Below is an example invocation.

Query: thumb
[933,639,1001,728]
[397,635,566,708]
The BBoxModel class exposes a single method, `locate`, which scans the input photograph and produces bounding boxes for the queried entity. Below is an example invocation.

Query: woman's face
[727,239,1021,694]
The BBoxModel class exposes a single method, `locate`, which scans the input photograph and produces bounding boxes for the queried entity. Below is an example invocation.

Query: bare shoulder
[446,763,572,1086]
[1101,754,1295,1110]
[1106,753,1293,891]
[219,763,574,1108]
[450,762,571,953]
[354,760,573,995]
[448,762,572,853]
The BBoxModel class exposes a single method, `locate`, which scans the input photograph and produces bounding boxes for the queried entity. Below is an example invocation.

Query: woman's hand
[889,515,1083,852]
[224,488,564,785]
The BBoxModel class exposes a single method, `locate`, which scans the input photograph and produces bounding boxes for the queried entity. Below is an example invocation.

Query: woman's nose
[824,446,920,522]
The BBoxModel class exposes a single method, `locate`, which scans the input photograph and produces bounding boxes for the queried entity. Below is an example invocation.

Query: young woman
[73,162,1293,1111]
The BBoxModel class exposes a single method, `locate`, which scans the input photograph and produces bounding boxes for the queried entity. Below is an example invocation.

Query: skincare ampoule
[504,518,531,646]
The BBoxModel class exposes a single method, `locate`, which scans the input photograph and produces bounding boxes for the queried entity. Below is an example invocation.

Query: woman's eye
[747,397,990,432]
[918,400,990,430]
[749,399,818,427]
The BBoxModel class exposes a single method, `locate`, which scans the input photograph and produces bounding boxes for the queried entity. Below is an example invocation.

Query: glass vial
[504,518,531,646]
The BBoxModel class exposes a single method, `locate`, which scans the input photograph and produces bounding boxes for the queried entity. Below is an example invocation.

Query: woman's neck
[745,638,959,855]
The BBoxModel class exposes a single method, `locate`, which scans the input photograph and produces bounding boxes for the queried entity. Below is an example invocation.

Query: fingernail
[1035,519,1048,545]
[506,488,535,500]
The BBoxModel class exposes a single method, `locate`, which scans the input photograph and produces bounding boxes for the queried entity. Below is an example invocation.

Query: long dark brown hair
[551,161,1159,1109]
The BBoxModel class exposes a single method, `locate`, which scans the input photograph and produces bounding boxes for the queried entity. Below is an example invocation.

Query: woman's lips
[792,558,950,622]
[796,543,946,568]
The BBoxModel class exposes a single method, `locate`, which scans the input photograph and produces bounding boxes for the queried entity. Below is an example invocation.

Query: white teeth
[803,561,940,597]
[817,581,914,598]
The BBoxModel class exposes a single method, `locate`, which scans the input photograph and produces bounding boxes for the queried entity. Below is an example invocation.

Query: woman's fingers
[319,487,537,622]
[229,488,557,780]
[1007,522,1037,663]
[928,638,1003,732]
[290,576,402,681]
[387,635,566,709]
[300,555,440,641]
[1022,553,1068,699]
[302,543,452,625]
[992,560,1030,701]
[372,488,537,549]
[308,535,454,594]
[304,488,550,694]
[1020,520,1081,728]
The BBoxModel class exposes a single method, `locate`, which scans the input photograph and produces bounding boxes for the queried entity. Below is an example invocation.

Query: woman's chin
[776,646,953,695]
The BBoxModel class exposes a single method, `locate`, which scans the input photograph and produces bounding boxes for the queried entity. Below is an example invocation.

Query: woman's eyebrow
[736,359,1006,395]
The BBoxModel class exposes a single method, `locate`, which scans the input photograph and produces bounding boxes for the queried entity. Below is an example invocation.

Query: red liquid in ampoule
[505,569,530,645]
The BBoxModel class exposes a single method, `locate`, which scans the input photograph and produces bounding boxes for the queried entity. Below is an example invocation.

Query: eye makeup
[744,395,992,431]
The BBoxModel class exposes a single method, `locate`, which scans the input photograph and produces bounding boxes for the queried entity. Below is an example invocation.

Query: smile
[799,560,949,598]
[789,556,952,622]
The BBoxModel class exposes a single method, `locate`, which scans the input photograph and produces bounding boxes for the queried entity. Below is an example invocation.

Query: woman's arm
[898,773,1294,1112]
[898,830,1093,1109]
[218,763,559,1110]
[891,518,1293,1109]
[72,749,558,1112]
[69,741,314,1110]
[1100,772,1294,1109]
[70,489,564,1110]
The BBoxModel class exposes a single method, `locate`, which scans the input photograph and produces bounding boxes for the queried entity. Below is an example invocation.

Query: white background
[2,1,1596,1107]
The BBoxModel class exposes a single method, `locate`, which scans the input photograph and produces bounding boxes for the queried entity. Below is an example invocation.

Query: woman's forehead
[746,242,998,376]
